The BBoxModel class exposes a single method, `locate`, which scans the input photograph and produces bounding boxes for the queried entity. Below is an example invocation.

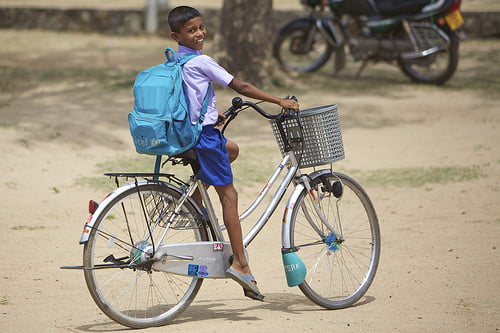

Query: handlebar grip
[282,95,299,117]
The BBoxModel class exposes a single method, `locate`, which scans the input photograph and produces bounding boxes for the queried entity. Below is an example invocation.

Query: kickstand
[355,60,368,78]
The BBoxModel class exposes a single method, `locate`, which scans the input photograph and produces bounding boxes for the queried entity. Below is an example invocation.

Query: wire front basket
[270,104,344,168]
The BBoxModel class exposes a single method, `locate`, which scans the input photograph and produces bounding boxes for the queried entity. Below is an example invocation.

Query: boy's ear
[171,32,179,42]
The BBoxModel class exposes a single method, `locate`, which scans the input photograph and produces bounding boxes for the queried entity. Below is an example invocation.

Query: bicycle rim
[83,183,208,328]
[291,172,380,309]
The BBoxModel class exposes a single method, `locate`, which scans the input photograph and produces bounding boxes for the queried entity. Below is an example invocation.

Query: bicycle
[63,97,380,328]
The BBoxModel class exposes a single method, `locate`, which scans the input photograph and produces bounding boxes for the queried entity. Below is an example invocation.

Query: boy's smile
[171,16,206,51]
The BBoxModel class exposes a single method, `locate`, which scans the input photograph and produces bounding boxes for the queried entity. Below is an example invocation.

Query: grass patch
[233,145,282,186]
[0,66,136,93]
[270,39,500,97]
[77,153,482,192]
[353,166,482,187]
[1,34,499,97]
[76,145,281,192]
[0,296,8,305]
[11,225,46,231]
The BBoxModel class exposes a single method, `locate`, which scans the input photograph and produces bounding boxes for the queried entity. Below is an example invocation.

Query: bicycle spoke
[291,172,380,309]
[83,182,207,328]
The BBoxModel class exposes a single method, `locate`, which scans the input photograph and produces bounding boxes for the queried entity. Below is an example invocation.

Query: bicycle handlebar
[223,96,298,121]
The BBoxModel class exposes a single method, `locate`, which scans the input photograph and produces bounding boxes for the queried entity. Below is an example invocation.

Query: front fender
[281,182,304,249]
[281,169,334,249]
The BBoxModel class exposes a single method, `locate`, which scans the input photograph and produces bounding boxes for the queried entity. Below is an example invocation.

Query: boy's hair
[168,6,201,33]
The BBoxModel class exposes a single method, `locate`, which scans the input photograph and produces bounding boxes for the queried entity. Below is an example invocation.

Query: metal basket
[270,104,344,168]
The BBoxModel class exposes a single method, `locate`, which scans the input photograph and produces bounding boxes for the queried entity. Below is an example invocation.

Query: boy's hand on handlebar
[216,112,226,127]
[279,98,299,111]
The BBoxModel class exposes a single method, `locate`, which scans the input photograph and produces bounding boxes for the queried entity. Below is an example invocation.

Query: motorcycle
[273,0,464,84]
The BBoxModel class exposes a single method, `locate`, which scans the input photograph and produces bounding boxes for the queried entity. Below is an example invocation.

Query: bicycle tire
[83,182,208,328]
[273,19,333,72]
[290,172,380,309]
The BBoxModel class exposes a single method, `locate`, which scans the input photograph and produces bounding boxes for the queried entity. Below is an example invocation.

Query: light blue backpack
[128,48,210,156]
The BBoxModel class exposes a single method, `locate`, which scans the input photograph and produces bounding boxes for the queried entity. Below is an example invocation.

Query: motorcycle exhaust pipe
[401,46,443,59]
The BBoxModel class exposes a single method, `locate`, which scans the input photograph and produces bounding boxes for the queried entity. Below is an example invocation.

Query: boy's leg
[213,183,254,278]
[191,139,239,208]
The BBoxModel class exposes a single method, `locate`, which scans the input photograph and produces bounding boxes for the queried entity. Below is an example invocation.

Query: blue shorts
[194,125,233,186]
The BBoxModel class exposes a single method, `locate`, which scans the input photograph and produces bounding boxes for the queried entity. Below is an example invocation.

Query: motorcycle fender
[277,16,315,33]
[79,180,149,244]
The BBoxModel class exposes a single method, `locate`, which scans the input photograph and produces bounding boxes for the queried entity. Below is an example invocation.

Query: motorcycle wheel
[398,34,459,85]
[273,19,333,72]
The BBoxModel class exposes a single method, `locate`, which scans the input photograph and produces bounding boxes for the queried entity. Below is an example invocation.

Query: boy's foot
[243,288,265,301]
[226,268,265,301]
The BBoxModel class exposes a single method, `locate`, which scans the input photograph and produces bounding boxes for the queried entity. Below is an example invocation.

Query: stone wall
[0,6,498,38]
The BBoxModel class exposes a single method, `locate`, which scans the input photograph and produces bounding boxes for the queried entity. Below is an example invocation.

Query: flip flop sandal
[244,288,265,301]
[226,268,265,301]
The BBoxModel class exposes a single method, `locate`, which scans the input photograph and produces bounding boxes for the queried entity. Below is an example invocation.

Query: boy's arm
[228,78,299,110]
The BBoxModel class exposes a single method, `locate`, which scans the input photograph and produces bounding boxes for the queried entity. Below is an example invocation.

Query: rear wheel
[290,172,380,309]
[83,182,208,328]
[399,30,459,85]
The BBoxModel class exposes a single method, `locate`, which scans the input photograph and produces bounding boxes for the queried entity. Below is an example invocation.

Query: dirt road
[0,30,499,332]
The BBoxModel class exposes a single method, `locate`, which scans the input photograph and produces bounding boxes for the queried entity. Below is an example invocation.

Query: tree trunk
[214,0,273,86]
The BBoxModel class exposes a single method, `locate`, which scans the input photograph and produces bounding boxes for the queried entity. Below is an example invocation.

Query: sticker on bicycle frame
[212,242,224,251]
[282,207,288,223]
[188,264,209,277]
[309,189,317,202]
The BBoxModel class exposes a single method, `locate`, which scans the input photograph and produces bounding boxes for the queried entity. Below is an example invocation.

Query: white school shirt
[177,45,234,126]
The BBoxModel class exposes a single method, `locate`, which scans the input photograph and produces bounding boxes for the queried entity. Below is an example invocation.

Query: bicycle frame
[77,148,337,281]
[77,99,341,285]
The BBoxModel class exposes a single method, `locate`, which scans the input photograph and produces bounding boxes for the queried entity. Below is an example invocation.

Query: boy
[168,6,299,301]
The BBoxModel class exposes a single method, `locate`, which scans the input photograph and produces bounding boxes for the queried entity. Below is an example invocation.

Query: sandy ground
[0,30,499,332]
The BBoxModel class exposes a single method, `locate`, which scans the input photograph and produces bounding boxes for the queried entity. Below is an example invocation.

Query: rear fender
[79,180,146,244]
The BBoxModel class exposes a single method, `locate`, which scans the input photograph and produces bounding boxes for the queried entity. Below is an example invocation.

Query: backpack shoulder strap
[163,48,211,124]
[164,47,198,65]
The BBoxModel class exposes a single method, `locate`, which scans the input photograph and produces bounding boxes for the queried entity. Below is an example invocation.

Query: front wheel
[290,172,380,309]
[398,31,459,85]
[273,19,333,72]
[83,182,208,328]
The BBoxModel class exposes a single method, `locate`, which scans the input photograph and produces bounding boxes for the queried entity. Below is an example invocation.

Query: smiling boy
[168,6,299,301]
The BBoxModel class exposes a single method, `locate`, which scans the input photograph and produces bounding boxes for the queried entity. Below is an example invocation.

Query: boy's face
[171,16,206,51]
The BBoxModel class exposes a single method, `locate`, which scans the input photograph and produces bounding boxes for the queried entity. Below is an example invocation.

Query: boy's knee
[226,140,239,163]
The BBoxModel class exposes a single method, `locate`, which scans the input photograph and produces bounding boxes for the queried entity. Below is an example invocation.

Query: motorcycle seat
[375,0,432,17]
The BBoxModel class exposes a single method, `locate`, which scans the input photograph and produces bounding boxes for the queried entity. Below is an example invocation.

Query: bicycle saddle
[172,149,200,174]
